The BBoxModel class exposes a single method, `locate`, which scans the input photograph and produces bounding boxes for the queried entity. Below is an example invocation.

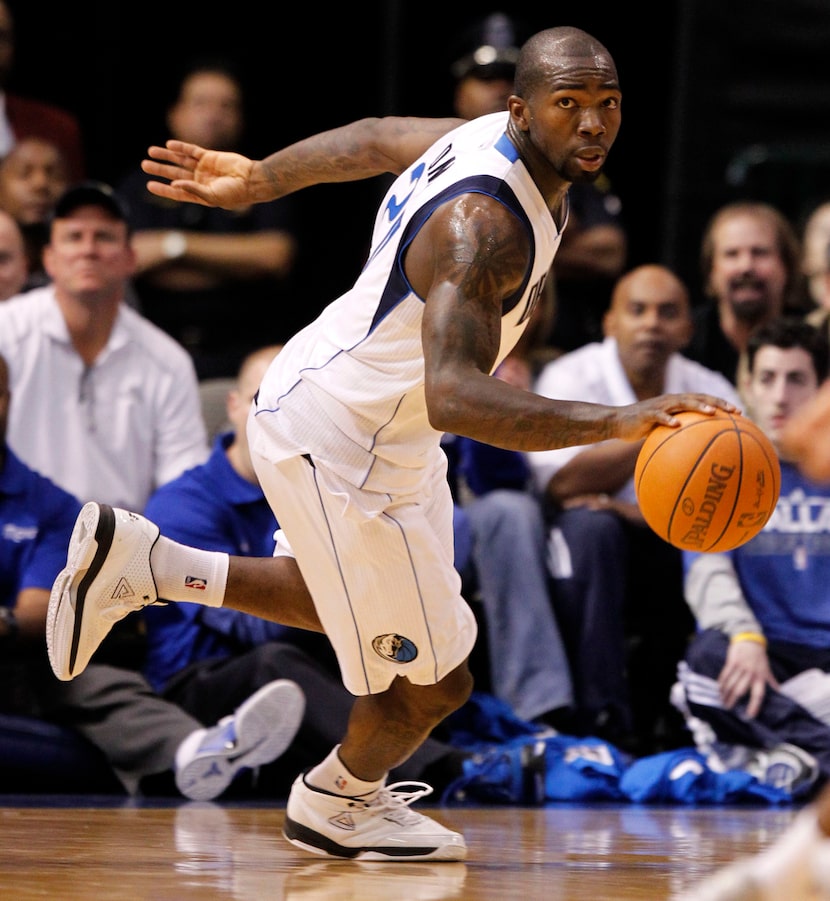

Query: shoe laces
[363,781,434,826]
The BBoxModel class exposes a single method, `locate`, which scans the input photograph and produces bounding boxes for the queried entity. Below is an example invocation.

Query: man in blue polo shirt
[0,349,303,799]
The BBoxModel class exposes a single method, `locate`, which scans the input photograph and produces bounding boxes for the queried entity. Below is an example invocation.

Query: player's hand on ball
[613,393,740,442]
[635,409,780,552]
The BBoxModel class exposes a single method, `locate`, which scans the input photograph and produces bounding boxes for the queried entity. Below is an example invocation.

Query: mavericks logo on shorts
[372,633,418,663]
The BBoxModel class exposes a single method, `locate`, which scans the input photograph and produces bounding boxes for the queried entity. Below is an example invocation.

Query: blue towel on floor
[620,748,792,804]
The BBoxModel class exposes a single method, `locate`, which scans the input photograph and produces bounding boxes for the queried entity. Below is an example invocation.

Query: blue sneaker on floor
[440,738,548,805]
[175,679,305,801]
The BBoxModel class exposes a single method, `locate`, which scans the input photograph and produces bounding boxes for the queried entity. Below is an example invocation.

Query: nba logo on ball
[634,410,781,553]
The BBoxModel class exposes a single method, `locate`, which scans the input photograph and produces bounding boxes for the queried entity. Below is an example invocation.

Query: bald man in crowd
[529,265,742,752]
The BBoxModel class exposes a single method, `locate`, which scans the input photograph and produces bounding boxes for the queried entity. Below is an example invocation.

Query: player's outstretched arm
[142,142,255,208]
[142,116,463,210]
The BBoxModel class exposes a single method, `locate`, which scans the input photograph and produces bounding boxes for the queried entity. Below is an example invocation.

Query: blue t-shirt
[444,431,530,499]
[0,447,81,605]
[685,460,830,648]
[456,436,531,497]
[142,432,299,691]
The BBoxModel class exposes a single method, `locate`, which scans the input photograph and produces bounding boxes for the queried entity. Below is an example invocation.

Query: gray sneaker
[176,679,306,801]
[744,742,820,797]
[283,774,467,861]
[47,502,160,681]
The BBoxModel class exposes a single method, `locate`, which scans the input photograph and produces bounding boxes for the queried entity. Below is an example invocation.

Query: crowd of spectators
[2,5,830,808]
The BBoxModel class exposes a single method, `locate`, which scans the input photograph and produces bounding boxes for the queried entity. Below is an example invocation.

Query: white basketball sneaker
[283,773,467,862]
[47,502,160,681]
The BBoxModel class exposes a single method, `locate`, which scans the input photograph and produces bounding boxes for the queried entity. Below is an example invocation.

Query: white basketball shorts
[251,450,478,696]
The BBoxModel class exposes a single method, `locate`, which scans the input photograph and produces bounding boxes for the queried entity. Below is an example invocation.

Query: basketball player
[46,27,736,862]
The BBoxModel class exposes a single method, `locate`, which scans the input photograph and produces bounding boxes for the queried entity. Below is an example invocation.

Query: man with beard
[684,201,806,396]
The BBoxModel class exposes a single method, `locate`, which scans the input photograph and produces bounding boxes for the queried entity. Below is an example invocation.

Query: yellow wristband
[730,631,767,647]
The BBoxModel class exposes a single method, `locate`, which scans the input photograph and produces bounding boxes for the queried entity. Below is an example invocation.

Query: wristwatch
[0,605,18,640]
[162,230,187,260]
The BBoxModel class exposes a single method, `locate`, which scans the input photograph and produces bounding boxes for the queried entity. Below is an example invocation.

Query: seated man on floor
[0,349,304,799]
[673,316,830,802]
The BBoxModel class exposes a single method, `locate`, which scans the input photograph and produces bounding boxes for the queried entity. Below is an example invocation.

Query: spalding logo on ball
[634,410,781,553]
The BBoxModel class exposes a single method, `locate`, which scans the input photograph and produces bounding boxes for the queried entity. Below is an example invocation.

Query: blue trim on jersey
[369,174,534,332]
[495,132,519,161]
[370,256,410,334]
[362,162,428,274]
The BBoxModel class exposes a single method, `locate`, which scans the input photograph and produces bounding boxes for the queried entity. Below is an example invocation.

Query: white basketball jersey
[252,112,565,494]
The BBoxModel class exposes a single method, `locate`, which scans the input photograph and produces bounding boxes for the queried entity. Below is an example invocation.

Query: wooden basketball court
[0,795,801,899]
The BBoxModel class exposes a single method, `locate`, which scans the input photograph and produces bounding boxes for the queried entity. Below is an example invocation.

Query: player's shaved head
[514,26,617,97]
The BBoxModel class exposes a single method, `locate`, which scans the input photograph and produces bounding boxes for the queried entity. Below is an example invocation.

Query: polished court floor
[0,795,806,900]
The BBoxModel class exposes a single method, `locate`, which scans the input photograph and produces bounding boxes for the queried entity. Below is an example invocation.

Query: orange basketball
[634,410,780,553]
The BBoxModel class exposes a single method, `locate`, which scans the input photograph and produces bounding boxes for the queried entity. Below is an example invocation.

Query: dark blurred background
[12,0,830,339]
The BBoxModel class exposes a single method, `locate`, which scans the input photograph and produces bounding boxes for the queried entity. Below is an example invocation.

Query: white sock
[305,745,385,798]
[150,535,229,607]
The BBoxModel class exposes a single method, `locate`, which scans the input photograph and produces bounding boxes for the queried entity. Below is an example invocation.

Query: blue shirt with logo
[712,460,830,647]
[0,447,81,605]
[142,432,299,692]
